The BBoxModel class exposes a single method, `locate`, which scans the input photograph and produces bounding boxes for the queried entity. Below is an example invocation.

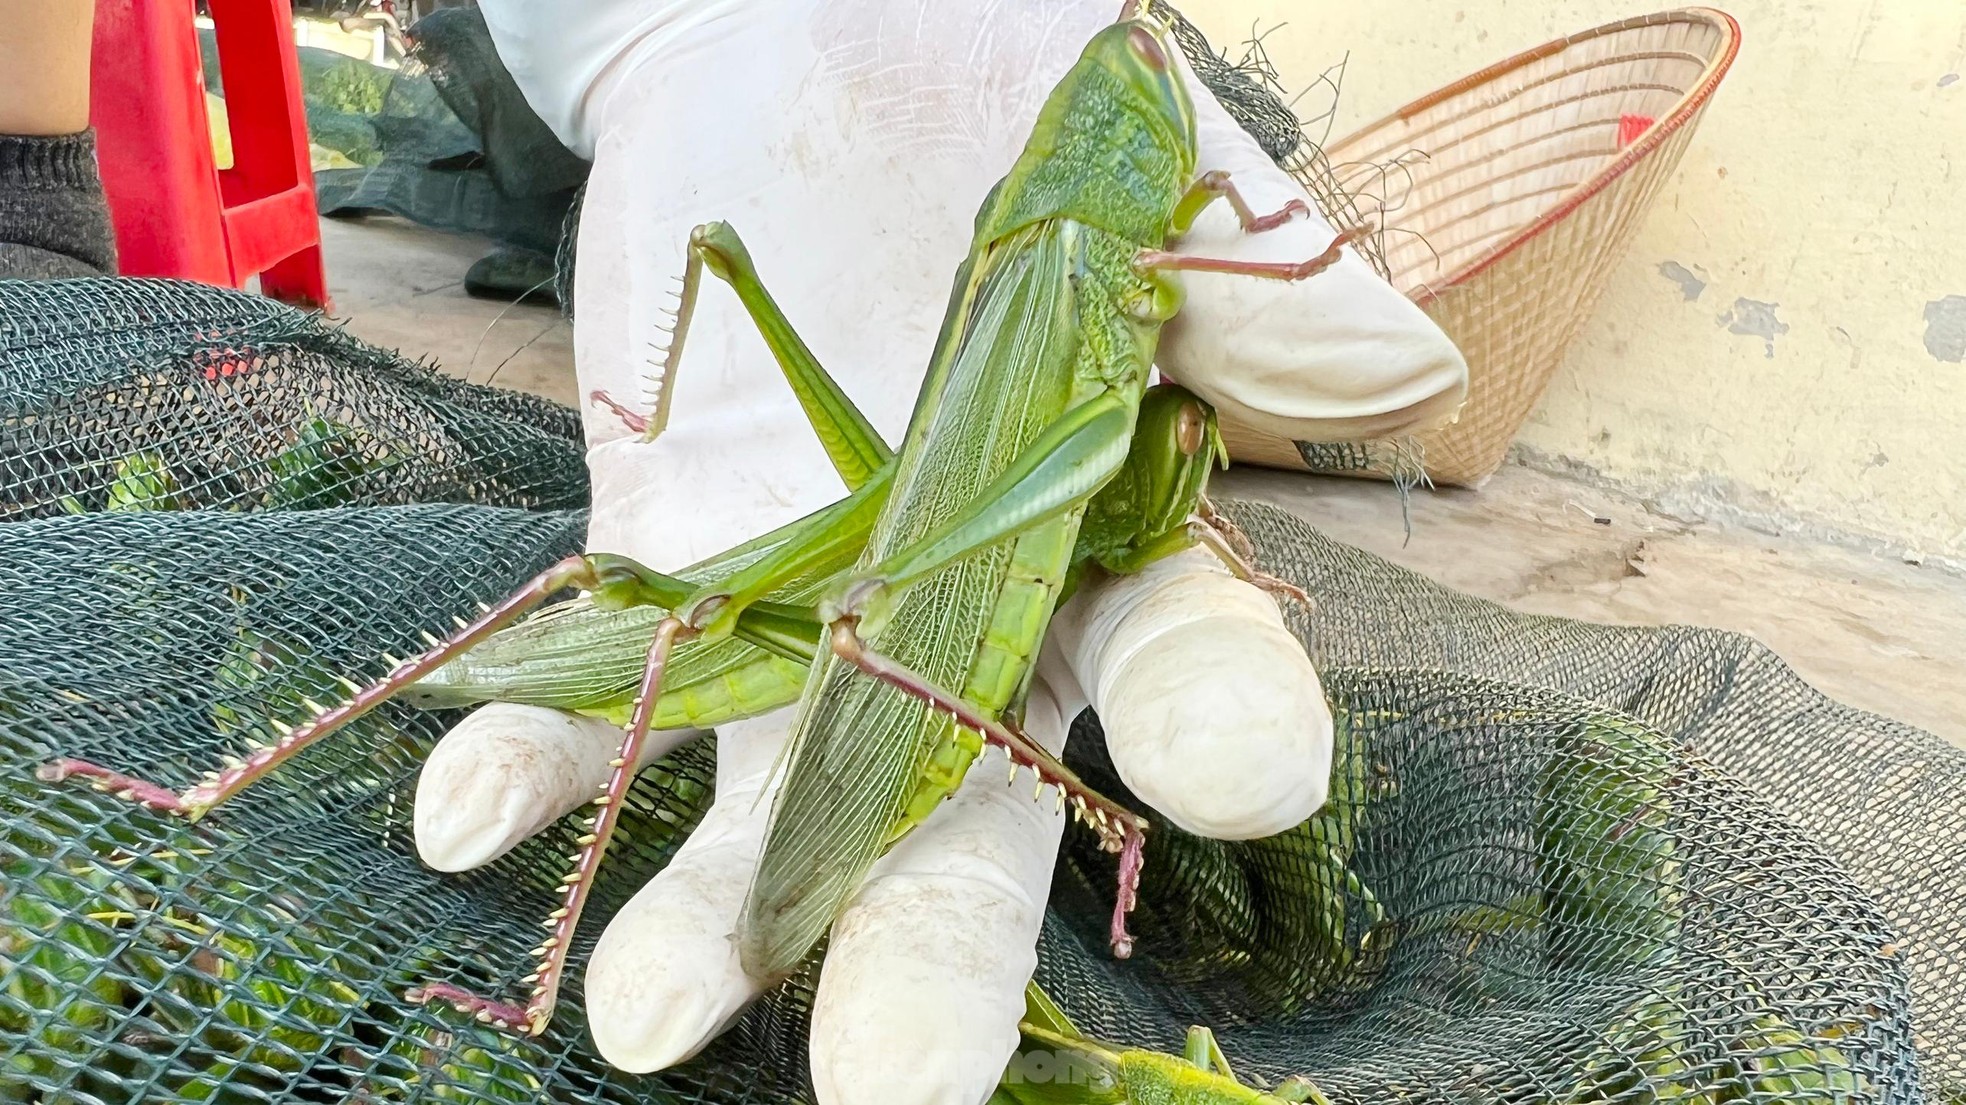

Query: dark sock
[0,130,118,279]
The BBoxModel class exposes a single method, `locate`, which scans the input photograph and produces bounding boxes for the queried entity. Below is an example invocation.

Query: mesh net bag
[1225,501,1966,1097]
[0,278,587,520]
[0,276,1955,1104]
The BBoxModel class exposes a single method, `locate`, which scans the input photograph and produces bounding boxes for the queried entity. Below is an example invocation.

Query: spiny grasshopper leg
[825,618,1148,958]
[409,617,696,1036]
[39,555,603,818]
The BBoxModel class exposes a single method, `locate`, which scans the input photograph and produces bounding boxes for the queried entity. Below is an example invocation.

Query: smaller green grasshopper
[995,984,1335,1105]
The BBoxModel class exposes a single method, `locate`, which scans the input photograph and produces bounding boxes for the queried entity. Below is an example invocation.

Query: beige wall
[1188,1,1966,558]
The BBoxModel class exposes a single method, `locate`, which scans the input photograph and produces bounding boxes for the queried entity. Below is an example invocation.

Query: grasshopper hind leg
[37,554,604,818]
[824,620,1148,958]
[38,547,719,1039]
[408,616,698,1036]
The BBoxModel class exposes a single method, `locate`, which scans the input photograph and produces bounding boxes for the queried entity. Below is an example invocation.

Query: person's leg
[0,3,94,135]
[0,0,118,279]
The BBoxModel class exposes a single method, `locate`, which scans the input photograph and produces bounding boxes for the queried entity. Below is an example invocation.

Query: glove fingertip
[1081,572,1335,840]
[585,832,770,1072]
[810,871,1036,1105]
[414,703,608,871]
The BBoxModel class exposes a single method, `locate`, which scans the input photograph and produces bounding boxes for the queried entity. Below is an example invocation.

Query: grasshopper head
[1083,11,1198,181]
[982,11,1199,243]
[1076,384,1221,573]
[1134,383,1221,531]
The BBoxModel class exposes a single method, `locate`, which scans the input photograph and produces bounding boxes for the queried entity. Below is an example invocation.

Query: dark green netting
[1048,666,1920,1102]
[1231,500,1966,1097]
[0,278,586,520]
[196,9,589,302]
[0,278,1954,1103]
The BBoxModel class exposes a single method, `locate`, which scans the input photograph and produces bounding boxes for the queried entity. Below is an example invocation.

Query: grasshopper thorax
[975,18,1198,250]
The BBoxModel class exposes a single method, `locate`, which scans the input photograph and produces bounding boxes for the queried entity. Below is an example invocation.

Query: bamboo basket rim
[1325,7,1741,305]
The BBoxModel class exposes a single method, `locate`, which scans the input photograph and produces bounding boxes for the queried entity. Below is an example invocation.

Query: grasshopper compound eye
[1176,401,1206,456]
[1126,25,1169,71]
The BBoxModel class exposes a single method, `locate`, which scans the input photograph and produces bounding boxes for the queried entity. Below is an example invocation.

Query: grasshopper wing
[739,221,1083,981]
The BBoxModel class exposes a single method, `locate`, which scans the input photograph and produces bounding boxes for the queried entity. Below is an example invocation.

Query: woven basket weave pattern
[1230,9,1740,486]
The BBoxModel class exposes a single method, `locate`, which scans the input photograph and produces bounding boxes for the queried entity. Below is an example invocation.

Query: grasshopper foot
[36,758,195,815]
[589,390,650,435]
[1242,198,1312,233]
[1112,830,1145,958]
[406,982,541,1037]
[1189,516,1315,613]
[1247,572,1314,612]
[1181,169,1313,235]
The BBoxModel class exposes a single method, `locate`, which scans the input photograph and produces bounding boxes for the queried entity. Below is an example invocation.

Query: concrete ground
[1223,465,1966,744]
[323,217,576,407]
[322,216,1966,747]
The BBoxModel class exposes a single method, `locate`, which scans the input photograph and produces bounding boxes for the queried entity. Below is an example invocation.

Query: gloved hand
[424,2,1467,1103]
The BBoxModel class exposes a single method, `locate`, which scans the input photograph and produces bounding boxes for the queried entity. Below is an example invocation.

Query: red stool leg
[209,0,330,309]
[89,0,232,284]
[256,243,331,310]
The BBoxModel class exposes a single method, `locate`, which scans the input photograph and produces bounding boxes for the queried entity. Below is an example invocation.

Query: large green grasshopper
[41,11,1352,1039]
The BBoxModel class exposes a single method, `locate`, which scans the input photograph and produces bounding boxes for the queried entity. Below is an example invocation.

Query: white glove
[427,3,1468,1103]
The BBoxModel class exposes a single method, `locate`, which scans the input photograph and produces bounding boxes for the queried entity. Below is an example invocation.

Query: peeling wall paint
[1658,261,1706,302]
[1926,296,1966,363]
[1192,0,1966,556]
[1718,298,1788,359]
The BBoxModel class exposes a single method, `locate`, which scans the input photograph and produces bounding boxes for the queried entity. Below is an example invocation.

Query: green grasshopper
[996,983,1334,1105]
[41,10,1352,1039]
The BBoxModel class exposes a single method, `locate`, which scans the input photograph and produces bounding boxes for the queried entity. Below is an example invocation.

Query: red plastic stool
[90,0,331,309]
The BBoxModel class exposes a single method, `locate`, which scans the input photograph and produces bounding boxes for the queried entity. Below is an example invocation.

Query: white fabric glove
[426,3,1468,1103]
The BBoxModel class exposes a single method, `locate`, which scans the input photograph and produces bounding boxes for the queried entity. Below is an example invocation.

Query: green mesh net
[0,278,587,520]
[4,7,1959,1101]
[0,277,1956,1104]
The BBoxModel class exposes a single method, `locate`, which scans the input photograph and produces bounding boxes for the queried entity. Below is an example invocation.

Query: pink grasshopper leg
[1175,169,1316,235]
[38,555,606,818]
[1188,510,1315,612]
[39,548,716,1038]
[410,617,697,1035]
[1136,226,1364,284]
[824,616,1149,958]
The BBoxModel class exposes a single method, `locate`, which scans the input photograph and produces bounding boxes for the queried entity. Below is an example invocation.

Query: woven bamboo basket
[1224,8,1741,487]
